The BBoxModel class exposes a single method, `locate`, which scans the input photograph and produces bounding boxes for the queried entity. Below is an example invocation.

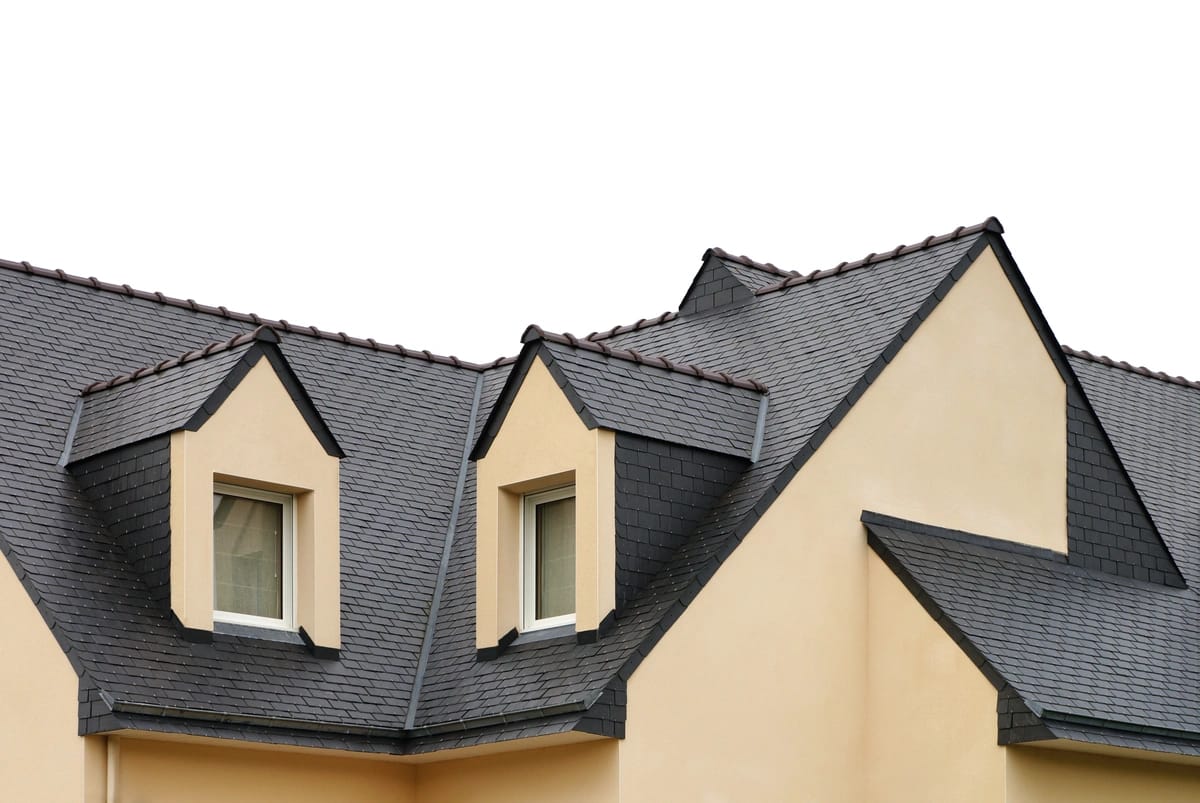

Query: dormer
[677,247,798,316]
[64,327,345,654]
[472,326,767,657]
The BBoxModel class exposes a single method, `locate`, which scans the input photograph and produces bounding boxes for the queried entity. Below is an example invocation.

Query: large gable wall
[618,245,1067,801]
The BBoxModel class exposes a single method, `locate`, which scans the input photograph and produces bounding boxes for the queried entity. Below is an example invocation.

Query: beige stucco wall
[476,356,616,645]
[619,245,1067,801]
[169,356,341,647]
[415,740,618,803]
[865,551,1005,802]
[0,542,104,801]
[1007,745,1200,801]
[114,736,413,802]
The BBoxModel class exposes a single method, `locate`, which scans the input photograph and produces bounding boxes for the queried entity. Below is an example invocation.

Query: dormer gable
[66,326,344,654]
[473,326,765,656]
[474,327,769,462]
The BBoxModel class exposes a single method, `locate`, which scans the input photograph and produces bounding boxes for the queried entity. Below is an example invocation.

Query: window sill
[510,623,576,649]
[214,620,305,646]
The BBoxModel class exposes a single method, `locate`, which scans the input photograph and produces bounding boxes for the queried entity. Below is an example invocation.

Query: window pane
[214,493,283,619]
[535,496,575,619]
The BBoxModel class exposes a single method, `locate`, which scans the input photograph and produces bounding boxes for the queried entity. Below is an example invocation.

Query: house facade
[3,219,1200,801]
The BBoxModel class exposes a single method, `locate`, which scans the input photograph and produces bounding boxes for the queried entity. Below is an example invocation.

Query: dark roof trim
[1063,345,1200,391]
[470,342,540,461]
[1041,710,1200,747]
[521,326,768,392]
[98,693,599,750]
[749,396,769,464]
[57,398,84,468]
[608,232,994,687]
[82,326,277,395]
[406,374,484,730]
[861,510,1066,562]
[0,257,513,371]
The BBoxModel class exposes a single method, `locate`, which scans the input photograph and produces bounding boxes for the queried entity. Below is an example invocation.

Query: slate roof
[68,330,258,463]
[865,513,1200,757]
[9,215,1197,758]
[473,329,769,461]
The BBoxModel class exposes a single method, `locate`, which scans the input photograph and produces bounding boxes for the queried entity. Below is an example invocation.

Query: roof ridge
[522,325,768,394]
[1062,345,1200,391]
[586,310,679,342]
[705,247,800,279]
[754,216,1004,296]
[0,258,514,372]
[585,217,1004,344]
[80,326,276,395]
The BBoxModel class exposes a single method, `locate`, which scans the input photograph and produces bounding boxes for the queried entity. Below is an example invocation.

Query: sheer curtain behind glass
[535,496,575,619]
[213,493,283,619]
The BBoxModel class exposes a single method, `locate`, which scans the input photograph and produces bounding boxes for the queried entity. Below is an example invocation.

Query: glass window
[523,486,576,630]
[213,483,293,628]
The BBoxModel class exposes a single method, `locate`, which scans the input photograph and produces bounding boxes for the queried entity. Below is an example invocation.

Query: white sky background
[2,3,1197,376]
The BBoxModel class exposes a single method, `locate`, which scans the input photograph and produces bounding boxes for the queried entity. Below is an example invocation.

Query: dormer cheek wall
[169,359,341,648]
[476,358,616,650]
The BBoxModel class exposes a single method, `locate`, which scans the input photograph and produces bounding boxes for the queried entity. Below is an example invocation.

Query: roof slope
[866,513,1200,756]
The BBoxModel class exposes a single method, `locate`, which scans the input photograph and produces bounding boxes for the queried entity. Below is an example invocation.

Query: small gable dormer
[678,247,798,316]
[66,327,345,654]
[472,326,766,657]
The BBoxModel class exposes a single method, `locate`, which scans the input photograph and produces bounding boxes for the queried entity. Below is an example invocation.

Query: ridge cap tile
[524,325,768,393]
[586,217,1001,342]
[80,326,272,395]
[1063,345,1200,391]
[0,257,511,371]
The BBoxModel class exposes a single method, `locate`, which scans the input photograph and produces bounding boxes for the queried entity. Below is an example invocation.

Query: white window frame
[213,482,296,631]
[520,484,577,632]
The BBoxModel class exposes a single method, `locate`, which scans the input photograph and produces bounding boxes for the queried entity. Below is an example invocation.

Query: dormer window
[64,326,346,654]
[213,483,295,630]
[522,485,576,631]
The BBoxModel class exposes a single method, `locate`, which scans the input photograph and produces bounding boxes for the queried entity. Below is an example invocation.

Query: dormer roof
[472,326,769,461]
[65,326,343,465]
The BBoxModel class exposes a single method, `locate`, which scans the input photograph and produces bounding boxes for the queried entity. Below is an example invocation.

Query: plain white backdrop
[2,3,1197,375]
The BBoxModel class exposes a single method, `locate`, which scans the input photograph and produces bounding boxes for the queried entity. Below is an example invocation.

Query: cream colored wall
[619,245,1067,802]
[1007,745,1200,802]
[416,740,618,803]
[865,551,1005,802]
[169,357,341,647]
[0,543,105,801]
[115,736,413,803]
[476,357,616,646]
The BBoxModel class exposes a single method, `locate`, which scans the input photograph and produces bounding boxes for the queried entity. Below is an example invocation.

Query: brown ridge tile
[0,257,503,372]
[1062,345,1200,391]
[523,324,768,394]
